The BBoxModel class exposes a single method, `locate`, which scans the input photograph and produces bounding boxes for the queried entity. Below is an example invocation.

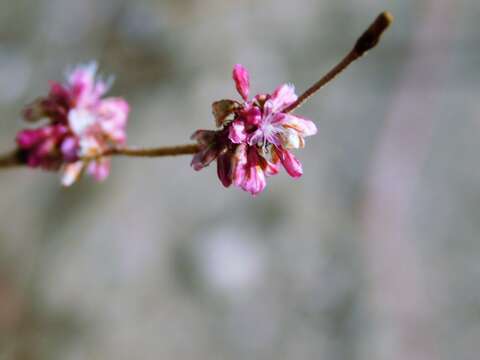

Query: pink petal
[283,114,317,137]
[232,64,250,101]
[67,62,97,88]
[49,81,70,100]
[97,97,130,143]
[237,147,268,196]
[16,129,46,149]
[243,105,262,126]
[275,147,303,178]
[67,62,111,108]
[228,120,247,144]
[247,128,264,146]
[67,63,98,106]
[87,159,110,182]
[35,138,57,158]
[266,84,297,113]
[263,160,279,177]
[60,136,79,161]
[232,144,248,187]
[242,165,266,196]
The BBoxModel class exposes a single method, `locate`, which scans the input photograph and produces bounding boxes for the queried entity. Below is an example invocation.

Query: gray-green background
[0,0,479,359]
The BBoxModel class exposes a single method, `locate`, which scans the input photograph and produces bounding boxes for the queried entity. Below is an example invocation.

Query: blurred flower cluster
[16,63,129,185]
[191,64,317,195]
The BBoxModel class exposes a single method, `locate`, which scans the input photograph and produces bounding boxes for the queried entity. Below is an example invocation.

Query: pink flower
[16,62,129,186]
[191,64,317,196]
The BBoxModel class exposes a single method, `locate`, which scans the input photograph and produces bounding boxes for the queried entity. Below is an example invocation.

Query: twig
[0,150,22,168]
[85,143,200,160]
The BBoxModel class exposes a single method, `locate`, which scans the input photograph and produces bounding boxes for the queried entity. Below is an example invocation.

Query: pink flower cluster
[16,63,129,185]
[191,64,317,196]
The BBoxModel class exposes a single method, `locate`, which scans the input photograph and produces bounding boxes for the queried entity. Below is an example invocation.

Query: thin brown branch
[0,149,23,168]
[284,11,393,114]
[0,144,200,169]
[97,144,200,159]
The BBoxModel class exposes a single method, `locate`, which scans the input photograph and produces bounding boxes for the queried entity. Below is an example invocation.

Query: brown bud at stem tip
[354,11,394,56]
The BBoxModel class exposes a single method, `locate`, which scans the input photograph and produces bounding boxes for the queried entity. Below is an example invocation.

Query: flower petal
[232,144,248,187]
[97,98,129,143]
[87,159,110,182]
[191,146,218,171]
[275,147,303,178]
[212,99,239,127]
[78,136,102,157]
[238,147,268,196]
[68,108,96,136]
[260,156,280,177]
[247,128,264,146]
[61,161,85,186]
[266,84,297,113]
[60,136,79,161]
[217,152,233,187]
[232,64,250,101]
[282,114,317,137]
[228,120,247,144]
[242,165,266,196]
[242,105,262,126]
[280,127,302,149]
[16,128,47,149]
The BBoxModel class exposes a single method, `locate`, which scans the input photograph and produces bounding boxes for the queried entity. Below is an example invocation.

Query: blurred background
[0,0,479,359]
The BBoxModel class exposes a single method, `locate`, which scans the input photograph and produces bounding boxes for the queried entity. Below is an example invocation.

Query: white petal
[61,162,85,186]
[68,108,96,135]
[78,136,102,157]
[281,128,301,149]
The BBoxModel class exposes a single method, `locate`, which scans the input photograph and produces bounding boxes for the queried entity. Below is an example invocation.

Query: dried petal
[217,152,233,187]
[212,99,239,127]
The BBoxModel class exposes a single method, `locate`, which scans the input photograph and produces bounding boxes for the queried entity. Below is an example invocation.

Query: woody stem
[0,150,23,168]
[0,144,200,169]
[94,144,200,159]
